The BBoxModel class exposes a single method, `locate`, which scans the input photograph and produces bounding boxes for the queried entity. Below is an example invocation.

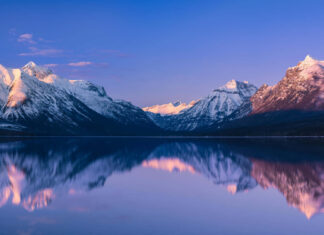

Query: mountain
[205,55,324,136]
[146,80,258,131]
[251,55,324,114]
[142,100,197,115]
[0,62,160,135]
[1,55,324,136]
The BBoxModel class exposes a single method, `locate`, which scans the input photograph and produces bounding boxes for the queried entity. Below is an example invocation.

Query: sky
[1,0,324,107]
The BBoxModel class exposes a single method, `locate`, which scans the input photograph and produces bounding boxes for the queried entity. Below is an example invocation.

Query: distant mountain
[0,62,160,135]
[146,80,258,131]
[143,100,197,115]
[205,55,324,136]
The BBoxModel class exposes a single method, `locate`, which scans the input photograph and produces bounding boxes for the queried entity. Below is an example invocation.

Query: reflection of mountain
[0,138,323,218]
[251,159,324,219]
[0,139,257,211]
[0,139,155,211]
[142,158,196,173]
[147,142,257,192]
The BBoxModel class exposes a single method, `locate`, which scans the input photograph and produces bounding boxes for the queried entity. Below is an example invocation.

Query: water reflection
[251,159,324,219]
[0,138,323,219]
[142,158,196,173]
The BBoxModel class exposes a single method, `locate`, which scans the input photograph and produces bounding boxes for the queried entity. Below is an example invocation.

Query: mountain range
[0,55,323,135]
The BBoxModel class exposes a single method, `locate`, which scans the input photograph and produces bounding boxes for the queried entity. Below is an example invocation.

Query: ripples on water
[0,138,324,235]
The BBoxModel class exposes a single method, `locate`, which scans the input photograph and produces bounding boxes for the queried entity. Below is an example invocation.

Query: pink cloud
[43,64,58,68]
[19,47,63,57]
[38,37,53,43]
[68,61,93,67]
[17,34,36,44]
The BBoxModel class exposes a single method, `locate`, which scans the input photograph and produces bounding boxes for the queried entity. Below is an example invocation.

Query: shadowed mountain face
[0,138,324,219]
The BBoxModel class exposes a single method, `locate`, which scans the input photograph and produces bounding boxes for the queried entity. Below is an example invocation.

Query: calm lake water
[0,137,324,235]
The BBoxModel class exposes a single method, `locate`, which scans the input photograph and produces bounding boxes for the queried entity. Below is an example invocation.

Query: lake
[0,137,324,235]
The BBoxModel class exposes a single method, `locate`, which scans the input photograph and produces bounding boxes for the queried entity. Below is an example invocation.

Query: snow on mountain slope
[0,65,14,107]
[22,62,157,128]
[0,62,159,135]
[22,61,53,80]
[251,55,324,114]
[2,69,119,135]
[142,100,197,115]
[186,80,256,119]
[147,80,257,131]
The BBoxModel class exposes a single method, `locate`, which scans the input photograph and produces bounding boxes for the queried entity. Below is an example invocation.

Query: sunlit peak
[225,79,237,89]
[24,61,37,68]
[300,54,318,67]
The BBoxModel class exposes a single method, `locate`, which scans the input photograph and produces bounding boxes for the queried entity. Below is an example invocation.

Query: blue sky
[1,0,324,107]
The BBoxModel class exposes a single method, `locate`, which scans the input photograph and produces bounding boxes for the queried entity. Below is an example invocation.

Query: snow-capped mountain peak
[0,63,159,135]
[299,55,318,67]
[147,80,258,131]
[211,80,257,97]
[251,55,324,114]
[22,61,53,80]
[24,61,37,68]
[295,55,324,80]
[223,79,238,90]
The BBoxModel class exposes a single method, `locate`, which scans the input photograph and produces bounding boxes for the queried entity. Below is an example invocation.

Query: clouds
[16,32,62,57]
[41,61,112,82]
[11,31,118,82]
[43,64,58,68]
[68,61,92,67]
[44,60,110,71]
[19,47,63,57]
[17,34,36,44]
[42,62,108,69]
[15,32,128,63]
[17,33,52,45]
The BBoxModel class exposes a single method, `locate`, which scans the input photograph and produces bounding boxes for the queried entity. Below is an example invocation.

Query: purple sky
[1,0,324,107]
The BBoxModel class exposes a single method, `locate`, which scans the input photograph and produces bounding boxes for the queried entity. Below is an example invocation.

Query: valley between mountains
[0,55,324,136]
